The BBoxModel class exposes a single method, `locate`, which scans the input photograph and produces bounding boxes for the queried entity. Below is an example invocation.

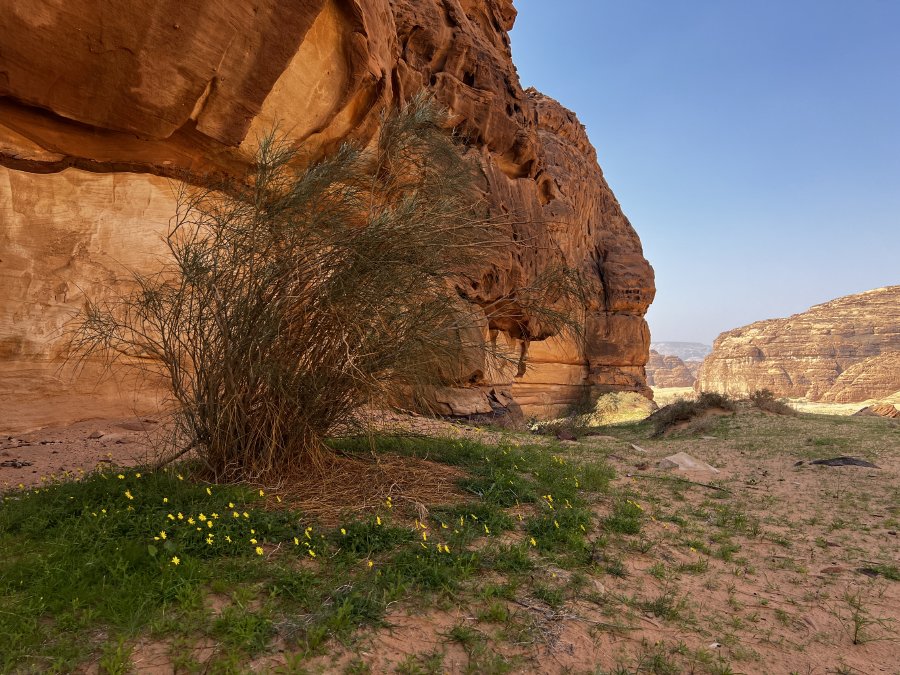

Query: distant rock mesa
[0,0,655,431]
[645,351,699,388]
[698,286,900,403]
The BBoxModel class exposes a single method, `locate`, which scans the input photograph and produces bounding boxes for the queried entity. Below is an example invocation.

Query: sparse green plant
[98,638,133,675]
[749,389,797,415]
[650,392,734,437]
[837,588,895,645]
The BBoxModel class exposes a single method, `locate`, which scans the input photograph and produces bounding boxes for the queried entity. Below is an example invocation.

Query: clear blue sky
[510,0,900,344]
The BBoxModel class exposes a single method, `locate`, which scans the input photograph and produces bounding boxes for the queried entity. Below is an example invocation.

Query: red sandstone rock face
[698,287,900,403]
[0,0,655,430]
[645,351,697,388]
[854,404,900,419]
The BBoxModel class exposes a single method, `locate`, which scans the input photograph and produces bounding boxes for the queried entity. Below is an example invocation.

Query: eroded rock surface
[698,287,900,402]
[646,350,699,388]
[0,0,654,430]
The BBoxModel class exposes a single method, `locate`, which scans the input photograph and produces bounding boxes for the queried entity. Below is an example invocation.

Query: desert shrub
[72,96,583,480]
[695,391,735,411]
[651,391,734,437]
[749,389,797,415]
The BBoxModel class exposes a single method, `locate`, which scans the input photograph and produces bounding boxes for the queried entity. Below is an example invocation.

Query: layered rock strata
[0,0,654,430]
[645,351,699,388]
[698,286,900,402]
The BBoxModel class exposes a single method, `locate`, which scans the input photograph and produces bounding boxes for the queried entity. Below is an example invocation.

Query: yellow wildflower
[530,537,537,547]
[117,474,125,480]
[233,511,240,518]
[135,473,142,478]
[225,535,232,543]
[259,489,265,497]
[159,531,167,540]
[124,490,134,500]
[340,528,347,536]
[554,520,560,529]
[376,516,382,526]
[367,560,374,568]
[255,546,264,556]
[250,538,258,545]
[198,514,207,521]
[177,474,183,481]
[163,497,168,504]
[308,549,316,558]
[171,556,180,565]
[294,537,300,546]
[177,512,184,520]
[187,517,195,525]
[228,502,235,508]
[206,487,212,495]
[207,521,213,528]
[242,512,249,519]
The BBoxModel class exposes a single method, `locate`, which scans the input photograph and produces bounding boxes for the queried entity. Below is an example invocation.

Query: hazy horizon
[510,0,900,344]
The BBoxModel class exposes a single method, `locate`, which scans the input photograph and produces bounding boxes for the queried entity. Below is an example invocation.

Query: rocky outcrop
[698,287,900,402]
[646,350,697,388]
[854,404,900,419]
[0,0,654,430]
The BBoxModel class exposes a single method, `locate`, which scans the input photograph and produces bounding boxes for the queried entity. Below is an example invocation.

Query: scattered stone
[630,444,646,454]
[701,436,717,440]
[556,428,577,441]
[0,460,33,468]
[88,430,105,439]
[657,452,720,473]
[809,456,879,468]
[794,460,804,466]
[856,567,880,578]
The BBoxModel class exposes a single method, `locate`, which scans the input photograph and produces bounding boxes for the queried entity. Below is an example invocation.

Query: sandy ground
[5,410,900,673]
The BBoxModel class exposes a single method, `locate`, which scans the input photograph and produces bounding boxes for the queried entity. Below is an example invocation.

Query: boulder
[657,452,720,473]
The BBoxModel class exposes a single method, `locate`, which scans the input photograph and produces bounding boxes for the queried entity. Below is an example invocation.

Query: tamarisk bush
[73,96,583,480]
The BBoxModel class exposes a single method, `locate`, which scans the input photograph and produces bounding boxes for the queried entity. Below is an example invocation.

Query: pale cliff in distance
[698,286,900,403]
[0,0,654,431]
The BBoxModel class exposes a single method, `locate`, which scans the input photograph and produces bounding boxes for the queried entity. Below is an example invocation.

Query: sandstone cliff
[0,0,654,431]
[645,350,698,388]
[698,286,900,402]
